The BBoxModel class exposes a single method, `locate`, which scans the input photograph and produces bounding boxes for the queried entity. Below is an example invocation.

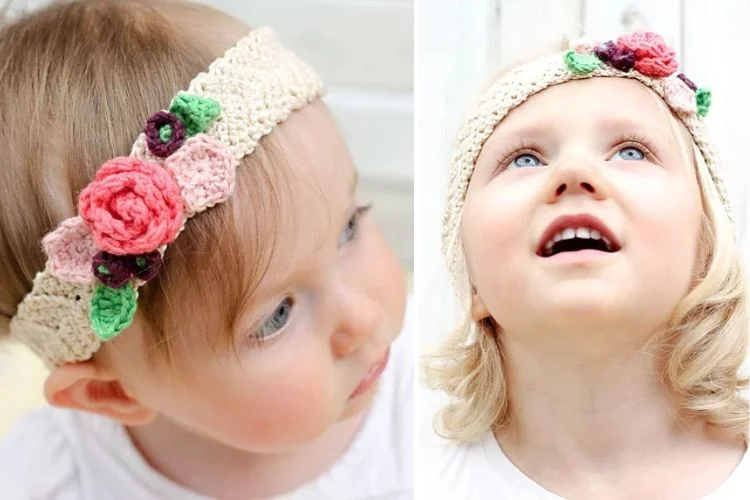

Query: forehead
[248,101,357,284]
[494,77,675,138]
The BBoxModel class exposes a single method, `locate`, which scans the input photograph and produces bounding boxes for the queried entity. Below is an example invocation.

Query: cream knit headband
[442,31,729,290]
[10,28,324,367]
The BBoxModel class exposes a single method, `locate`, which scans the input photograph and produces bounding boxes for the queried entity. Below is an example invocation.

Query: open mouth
[537,214,622,258]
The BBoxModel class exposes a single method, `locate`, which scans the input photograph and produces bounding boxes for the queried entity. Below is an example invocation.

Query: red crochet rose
[79,157,184,255]
[616,31,678,78]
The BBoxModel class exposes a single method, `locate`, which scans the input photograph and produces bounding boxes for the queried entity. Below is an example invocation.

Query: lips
[349,348,390,400]
[536,213,622,257]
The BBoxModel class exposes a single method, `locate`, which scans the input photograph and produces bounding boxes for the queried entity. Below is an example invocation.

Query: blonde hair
[0,0,303,369]
[425,57,749,442]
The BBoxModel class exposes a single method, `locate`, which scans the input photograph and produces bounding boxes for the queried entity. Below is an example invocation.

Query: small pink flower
[78,157,184,255]
[664,77,697,115]
[570,38,599,55]
[617,31,678,78]
[42,216,97,284]
[164,135,238,215]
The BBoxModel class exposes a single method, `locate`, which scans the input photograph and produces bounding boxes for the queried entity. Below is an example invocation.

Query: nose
[543,152,611,204]
[330,285,383,359]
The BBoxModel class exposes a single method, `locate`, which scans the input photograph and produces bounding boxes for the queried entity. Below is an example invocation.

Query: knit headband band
[442,31,728,290]
[10,28,325,367]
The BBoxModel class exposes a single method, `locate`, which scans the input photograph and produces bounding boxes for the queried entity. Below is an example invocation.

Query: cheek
[462,183,533,292]
[359,223,407,326]
[627,175,701,283]
[618,172,702,321]
[137,345,339,453]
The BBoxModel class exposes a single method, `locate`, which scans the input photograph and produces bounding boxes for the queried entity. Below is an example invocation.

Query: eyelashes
[494,133,661,173]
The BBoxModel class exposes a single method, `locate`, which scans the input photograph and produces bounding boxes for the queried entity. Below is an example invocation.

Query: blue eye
[614,146,645,161]
[256,297,294,341]
[513,153,542,168]
[339,205,371,247]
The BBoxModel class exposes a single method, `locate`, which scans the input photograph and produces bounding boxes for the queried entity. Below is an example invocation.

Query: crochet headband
[442,31,729,290]
[10,28,324,367]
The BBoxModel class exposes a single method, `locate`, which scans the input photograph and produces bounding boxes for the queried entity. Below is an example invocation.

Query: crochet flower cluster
[43,93,238,341]
[565,31,711,117]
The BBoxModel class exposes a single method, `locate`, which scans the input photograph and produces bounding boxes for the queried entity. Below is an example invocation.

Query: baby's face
[104,102,407,452]
[462,78,702,348]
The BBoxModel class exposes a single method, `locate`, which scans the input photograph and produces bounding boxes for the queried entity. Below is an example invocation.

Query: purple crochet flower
[145,111,186,158]
[130,251,163,282]
[677,73,698,91]
[92,251,163,288]
[93,252,133,288]
[610,47,636,72]
[594,41,618,62]
[594,40,635,72]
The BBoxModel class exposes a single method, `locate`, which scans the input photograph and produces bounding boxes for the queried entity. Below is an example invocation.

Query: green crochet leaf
[90,282,138,341]
[169,93,222,137]
[564,49,602,75]
[696,88,712,117]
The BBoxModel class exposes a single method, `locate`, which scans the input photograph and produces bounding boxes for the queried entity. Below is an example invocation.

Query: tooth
[545,241,553,253]
[590,229,602,240]
[602,236,612,250]
[553,232,563,242]
[561,228,576,240]
[576,228,590,239]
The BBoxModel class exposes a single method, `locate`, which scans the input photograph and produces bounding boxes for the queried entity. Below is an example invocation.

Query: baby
[0,1,412,498]
[423,32,748,499]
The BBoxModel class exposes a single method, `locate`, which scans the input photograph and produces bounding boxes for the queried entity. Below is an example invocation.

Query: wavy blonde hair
[424,57,749,443]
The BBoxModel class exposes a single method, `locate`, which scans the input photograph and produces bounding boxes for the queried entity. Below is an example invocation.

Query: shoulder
[417,414,486,493]
[0,406,80,499]
[706,446,750,499]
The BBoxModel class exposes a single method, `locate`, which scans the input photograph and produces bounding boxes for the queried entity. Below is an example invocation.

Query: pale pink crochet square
[42,216,97,284]
[165,134,238,216]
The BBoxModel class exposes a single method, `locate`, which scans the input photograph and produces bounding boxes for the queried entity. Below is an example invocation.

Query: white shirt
[0,309,414,500]
[419,425,750,500]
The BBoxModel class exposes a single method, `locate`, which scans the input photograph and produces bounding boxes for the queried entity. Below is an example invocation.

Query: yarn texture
[10,28,325,366]
[78,156,184,255]
[169,94,221,137]
[442,31,726,293]
[90,283,138,341]
[145,111,186,157]
[165,134,238,215]
[42,216,98,284]
[564,50,601,74]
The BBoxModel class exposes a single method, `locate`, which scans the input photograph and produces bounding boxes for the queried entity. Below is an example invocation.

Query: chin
[536,285,635,329]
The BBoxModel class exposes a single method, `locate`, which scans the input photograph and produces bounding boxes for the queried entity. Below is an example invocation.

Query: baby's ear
[470,288,491,321]
[44,360,155,426]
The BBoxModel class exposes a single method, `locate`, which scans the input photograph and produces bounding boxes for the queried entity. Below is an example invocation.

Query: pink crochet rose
[617,31,678,78]
[78,157,184,255]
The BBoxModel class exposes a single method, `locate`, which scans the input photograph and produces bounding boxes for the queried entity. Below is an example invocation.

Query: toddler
[423,32,748,499]
[0,1,412,499]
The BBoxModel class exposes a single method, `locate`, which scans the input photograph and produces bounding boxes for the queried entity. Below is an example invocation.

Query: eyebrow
[350,169,360,195]
[493,113,673,146]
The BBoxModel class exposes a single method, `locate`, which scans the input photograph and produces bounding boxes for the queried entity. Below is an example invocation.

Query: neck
[127,412,365,499]
[496,324,743,472]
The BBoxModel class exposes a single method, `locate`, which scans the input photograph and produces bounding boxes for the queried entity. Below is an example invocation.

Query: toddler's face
[462,78,702,348]
[104,102,407,452]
